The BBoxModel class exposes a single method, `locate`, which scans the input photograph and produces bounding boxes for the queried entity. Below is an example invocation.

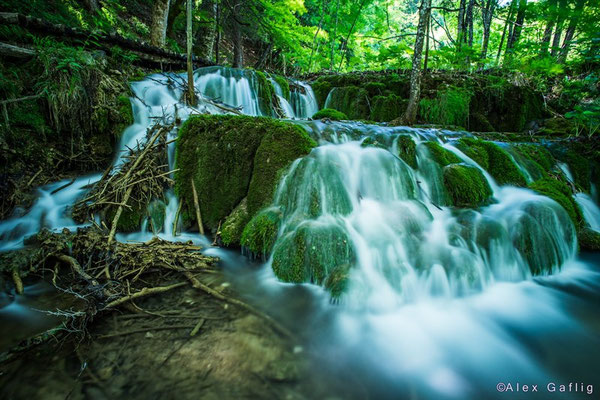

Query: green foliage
[312,108,348,120]
[443,164,493,208]
[529,178,583,227]
[565,101,600,138]
[419,87,471,128]
[422,142,461,167]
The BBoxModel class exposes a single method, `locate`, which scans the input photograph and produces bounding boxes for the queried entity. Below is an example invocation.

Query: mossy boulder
[529,177,583,227]
[539,117,575,137]
[514,144,555,172]
[578,228,600,251]
[220,198,249,247]
[443,164,493,208]
[469,112,495,132]
[396,135,417,169]
[422,142,462,166]
[312,108,348,121]
[272,75,290,99]
[565,150,591,192]
[240,207,283,258]
[175,115,316,235]
[254,70,276,116]
[370,94,405,122]
[419,86,471,128]
[361,136,388,150]
[456,138,526,186]
[323,86,370,120]
[271,222,355,288]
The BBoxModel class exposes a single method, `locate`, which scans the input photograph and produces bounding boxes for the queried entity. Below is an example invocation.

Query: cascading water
[264,122,577,307]
[1,67,600,400]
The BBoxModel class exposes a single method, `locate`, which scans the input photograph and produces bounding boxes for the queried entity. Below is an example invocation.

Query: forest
[0,0,599,399]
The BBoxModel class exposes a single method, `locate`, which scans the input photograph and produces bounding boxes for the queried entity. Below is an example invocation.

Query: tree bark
[496,0,517,63]
[457,0,466,44]
[150,0,171,47]
[403,0,432,126]
[466,0,475,47]
[186,0,196,106]
[480,0,497,60]
[195,0,218,60]
[540,0,557,57]
[506,0,527,52]
[330,0,340,70]
[557,0,586,63]
[231,0,244,68]
[551,0,567,57]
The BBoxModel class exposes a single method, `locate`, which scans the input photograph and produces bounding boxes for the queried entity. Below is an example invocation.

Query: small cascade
[270,77,296,118]
[290,81,319,118]
[261,122,577,307]
[576,193,600,231]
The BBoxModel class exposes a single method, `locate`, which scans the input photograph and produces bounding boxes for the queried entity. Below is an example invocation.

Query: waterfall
[263,122,577,307]
[576,193,600,231]
[269,77,296,118]
[290,81,319,118]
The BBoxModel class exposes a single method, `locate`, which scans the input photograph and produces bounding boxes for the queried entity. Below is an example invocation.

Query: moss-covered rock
[323,86,370,120]
[105,206,144,233]
[514,144,555,172]
[271,222,355,287]
[175,115,316,232]
[578,228,600,251]
[539,117,575,137]
[361,136,388,150]
[469,112,495,132]
[254,70,276,116]
[529,177,583,227]
[422,142,462,166]
[240,207,283,257]
[565,150,591,192]
[443,164,493,207]
[419,86,471,128]
[220,198,250,247]
[370,94,405,122]
[396,135,417,169]
[312,108,348,121]
[456,138,526,186]
[273,75,290,100]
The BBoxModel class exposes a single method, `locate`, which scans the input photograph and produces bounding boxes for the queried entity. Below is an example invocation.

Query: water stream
[1,67,600,399]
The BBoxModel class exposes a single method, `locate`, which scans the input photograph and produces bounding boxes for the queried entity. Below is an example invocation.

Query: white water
[576,193,600,231]
[290,80,319,118]
[1,67,599,400]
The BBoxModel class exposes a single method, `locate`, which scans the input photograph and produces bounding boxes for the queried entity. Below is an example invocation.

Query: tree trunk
[424,11,431,72]
[466,0,475,47]
[551,0,567,57]
[557,0,586,63]
[166,0,185,38]
[215,1,221,64]
[496,0,517,63]
[195,0,217,60]
[457,0,466,44]
[480,0,497,60]
[403,0,432,126]
[330,0,341,70]
[540,0,557,57]
[506,0,527,52]
[186,0,196,107]
[150,0,171,47]
[231,0,243,68]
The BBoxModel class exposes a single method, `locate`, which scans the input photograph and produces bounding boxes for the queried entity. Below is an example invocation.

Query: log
[0,13,215,69]
[0,42,35,58]
[191,179,205,235]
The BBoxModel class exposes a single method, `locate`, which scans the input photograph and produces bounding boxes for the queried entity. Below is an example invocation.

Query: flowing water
[1,67,600,399]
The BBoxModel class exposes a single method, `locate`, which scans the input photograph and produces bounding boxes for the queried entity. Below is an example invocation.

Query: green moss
[361,136,388,150]
[423,142,462,166]
[175,115,316,232]
[254,70,275,116]
[220,198,250,247]
[273,75,290,100]
[419,86,471,128]
[271,223,355,288]
[105,206,143,233]
[565,150,591,192]
[515,144,555,172]
[539,117,575,137]
[115,94,134,135]
[578,228,600,251]
[323,86,370,120]
[456,138,526,186]
[364,81,386,97]
[529,177,583,227]
[240,208,283,257]
[370,94,405,122]
[323,263,351,300]
[469,112,495,132]
[312,108,348,121]
[396,135,417,169]
[443,164,493,207]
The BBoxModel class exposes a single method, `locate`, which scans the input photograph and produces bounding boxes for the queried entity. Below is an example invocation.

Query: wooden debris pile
[73,123,175,242]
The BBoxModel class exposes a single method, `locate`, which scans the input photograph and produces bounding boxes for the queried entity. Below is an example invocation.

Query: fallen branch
[103,281,188,309]
[191,179,205,235]
[96,324,197,340]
